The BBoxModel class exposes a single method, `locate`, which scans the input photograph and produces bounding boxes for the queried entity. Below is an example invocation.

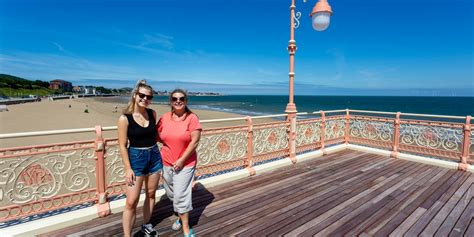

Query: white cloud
[142,33,174,50]
[256,68,280,77]
[0,52,139,81]
[52,42,65,52]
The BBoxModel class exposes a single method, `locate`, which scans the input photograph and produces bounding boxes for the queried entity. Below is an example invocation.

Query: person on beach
[158,89,202,237]
[118,80,162,237]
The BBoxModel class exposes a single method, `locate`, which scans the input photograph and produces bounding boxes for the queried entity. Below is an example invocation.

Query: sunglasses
[171,96,186,102]
[137,92,153,100]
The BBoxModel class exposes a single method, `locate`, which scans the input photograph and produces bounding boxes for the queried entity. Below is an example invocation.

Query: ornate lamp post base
[285,103,297,113]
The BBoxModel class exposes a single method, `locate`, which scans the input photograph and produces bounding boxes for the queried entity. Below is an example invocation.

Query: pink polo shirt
[158,112,202,167]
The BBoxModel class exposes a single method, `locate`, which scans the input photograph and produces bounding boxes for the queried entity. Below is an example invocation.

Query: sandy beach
[0,97,270,148]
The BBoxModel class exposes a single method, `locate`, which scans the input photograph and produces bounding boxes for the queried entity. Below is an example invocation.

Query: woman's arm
[118,115,135,186]
[173,130,201,171]
[155,111,162,143]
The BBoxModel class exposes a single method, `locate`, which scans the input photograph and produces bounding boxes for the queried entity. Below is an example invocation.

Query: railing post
[459,116,471,171]
[245,116,255,175]
[320,110,326,155]
[391,112,401,158]
[287,113,297,164]
[344,109,350,144]
[94,125,111,217]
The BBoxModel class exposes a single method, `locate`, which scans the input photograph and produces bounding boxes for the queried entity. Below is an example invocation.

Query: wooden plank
[194,153,381,233]
[39,151,474,237]
[302,165,442,237]
[41,150,361,236]
[232,158,416,236]
[196,154,384,235]
[449,197,474,236]
[354,166,450,236]
[389,171,467,236]
[279,161,426,236]
[403,172,471,236]
[371,169,457,236]
[464,218,474,237]
[210,149,359,198]
[202,152,374,219]
[202,151,372,216]
[421,176,474,236]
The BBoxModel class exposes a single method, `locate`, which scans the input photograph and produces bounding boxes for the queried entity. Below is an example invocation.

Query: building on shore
[49,80,72,91]
[72,86,82,93]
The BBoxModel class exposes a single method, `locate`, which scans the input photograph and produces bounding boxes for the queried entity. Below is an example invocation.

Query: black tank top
[125,108,157,147]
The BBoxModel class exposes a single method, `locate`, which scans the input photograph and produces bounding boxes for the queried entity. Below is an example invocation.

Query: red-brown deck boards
[37,150,474,237]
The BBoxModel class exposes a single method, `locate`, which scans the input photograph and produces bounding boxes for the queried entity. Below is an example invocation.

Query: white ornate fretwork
[399,124,463,152]
[296,121,321,146]
[104,140,125,185]
[0,148,96,206]
[253,125,288,156]
[350,120,393,142]
[325,119,345,141]
[196,131,247,167]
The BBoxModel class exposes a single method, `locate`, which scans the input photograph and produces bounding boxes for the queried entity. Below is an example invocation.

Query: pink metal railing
[0,139,99,222]
[346,110,471,170]
[0,110,472,223]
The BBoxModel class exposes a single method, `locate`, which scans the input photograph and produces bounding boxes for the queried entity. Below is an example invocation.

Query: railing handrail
[349,109,468,119]
[0,114,290,139]
[349,109,397,115]
[200,113,288,123]
[316,109,348,114]
[0,127,97,139]
[0,109,471,139]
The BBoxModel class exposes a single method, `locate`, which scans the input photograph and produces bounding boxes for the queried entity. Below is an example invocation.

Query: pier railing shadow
[130,183,214,237]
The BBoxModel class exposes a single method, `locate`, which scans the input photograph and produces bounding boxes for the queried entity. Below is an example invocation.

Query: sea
[147,95,474,117]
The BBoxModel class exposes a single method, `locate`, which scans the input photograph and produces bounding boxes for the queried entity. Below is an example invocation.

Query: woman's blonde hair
[123,79,153,115]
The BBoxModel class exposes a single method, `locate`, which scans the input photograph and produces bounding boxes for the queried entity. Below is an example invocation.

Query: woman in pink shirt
[158,89,202,237]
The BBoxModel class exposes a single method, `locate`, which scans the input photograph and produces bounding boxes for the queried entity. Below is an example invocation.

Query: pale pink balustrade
[0,110,472,224]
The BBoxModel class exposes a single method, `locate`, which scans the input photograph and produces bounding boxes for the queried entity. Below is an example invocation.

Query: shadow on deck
[42,150,474,236]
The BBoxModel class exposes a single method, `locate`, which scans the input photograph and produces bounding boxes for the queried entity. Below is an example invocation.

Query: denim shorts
[128,144,163,176]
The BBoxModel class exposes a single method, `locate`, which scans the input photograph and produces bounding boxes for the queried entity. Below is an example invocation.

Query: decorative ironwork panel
[253,124,288,156]
[325,118,345,141]
[196,130,247,167]
[296,120,321,147]
[104,140,125,186]
[399,124,463,153]
[0,146,97,208]
[350,119,393,143]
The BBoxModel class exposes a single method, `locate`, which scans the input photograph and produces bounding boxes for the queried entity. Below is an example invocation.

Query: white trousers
[162,166,195,214]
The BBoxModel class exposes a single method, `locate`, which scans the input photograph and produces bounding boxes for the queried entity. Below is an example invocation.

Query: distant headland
[0,73,222,100]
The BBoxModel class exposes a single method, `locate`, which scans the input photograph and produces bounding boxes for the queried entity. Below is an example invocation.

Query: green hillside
[0,87,53,97]
[0,74,53,97]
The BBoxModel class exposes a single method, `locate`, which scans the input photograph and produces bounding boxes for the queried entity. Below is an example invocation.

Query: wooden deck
[42,150,474,237]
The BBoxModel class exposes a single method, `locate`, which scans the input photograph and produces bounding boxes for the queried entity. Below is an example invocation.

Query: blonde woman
[118,80,162,237]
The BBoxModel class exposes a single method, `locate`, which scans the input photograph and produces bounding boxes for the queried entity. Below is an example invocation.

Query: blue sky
[0,0,472,96]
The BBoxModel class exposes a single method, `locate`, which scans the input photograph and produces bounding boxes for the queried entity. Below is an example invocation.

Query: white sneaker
[171,219,182,231]
[141,223,158,236]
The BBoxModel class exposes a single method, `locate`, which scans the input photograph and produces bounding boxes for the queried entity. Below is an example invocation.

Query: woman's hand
[173,159,185,172]
[125,168,135,186]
